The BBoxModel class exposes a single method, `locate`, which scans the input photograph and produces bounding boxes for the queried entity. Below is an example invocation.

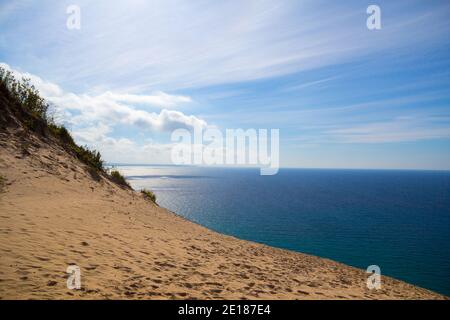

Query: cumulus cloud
[72,123,111,144]
[72,123,175,164]
[1,63,207,133]
[1,62,209,163]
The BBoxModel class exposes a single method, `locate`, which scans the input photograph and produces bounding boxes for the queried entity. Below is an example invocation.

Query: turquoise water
[117,165,450,296]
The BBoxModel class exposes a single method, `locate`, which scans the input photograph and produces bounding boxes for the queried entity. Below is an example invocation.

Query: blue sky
[1,0,450,169]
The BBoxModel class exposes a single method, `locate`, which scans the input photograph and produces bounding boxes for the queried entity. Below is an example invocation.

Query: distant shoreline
[108,163,450,173]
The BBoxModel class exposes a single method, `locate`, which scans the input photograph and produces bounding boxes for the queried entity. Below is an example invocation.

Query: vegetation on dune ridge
[0,66,124,187]
[109,169,131,188]
[141,188,157,204]
[0,66,160,197]
[0,66,105,172]
[48,123,104,171]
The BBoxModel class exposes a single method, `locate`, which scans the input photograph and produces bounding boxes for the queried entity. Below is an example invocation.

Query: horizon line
[105,163,450,172]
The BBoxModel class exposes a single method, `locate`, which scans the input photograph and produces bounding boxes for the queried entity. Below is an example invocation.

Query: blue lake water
[116,165,450,296]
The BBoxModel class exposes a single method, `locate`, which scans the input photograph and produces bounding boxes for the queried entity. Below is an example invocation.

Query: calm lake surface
[115,165,450,296]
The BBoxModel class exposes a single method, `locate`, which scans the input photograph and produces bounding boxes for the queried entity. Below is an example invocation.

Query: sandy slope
[0,128,446,300]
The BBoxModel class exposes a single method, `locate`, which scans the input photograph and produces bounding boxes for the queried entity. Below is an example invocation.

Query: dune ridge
[0,124,448,300]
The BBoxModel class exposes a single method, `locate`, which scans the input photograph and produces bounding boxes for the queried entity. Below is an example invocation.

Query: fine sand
[0,128,447,300]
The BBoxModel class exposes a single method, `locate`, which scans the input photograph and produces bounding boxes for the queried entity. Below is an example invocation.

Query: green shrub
[141,188,157,203]
[48,123,75,145]
[73,145,104,171]
[109,169,130,188]
[0,68,49,121]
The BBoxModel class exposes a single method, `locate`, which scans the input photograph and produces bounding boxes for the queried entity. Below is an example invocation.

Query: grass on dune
[109,169,131,188]
[141,188,157,203]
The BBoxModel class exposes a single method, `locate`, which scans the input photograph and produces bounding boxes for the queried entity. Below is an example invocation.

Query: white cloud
[2,1,449,91]
[1,62,209,164]
[101,91,192,107]
[0,62,64,97]
[1,63,207,133]
[73,125,175,164]
[72,123,111,143]
[327,117,450,143]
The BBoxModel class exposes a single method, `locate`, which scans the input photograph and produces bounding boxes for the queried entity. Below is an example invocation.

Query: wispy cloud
[281,76,340,92]
[101,91,192,108]
[2,1,449,91]
[327,117,450,144]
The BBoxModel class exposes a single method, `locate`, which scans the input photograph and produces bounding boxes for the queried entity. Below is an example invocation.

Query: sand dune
[0,128,447,300]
